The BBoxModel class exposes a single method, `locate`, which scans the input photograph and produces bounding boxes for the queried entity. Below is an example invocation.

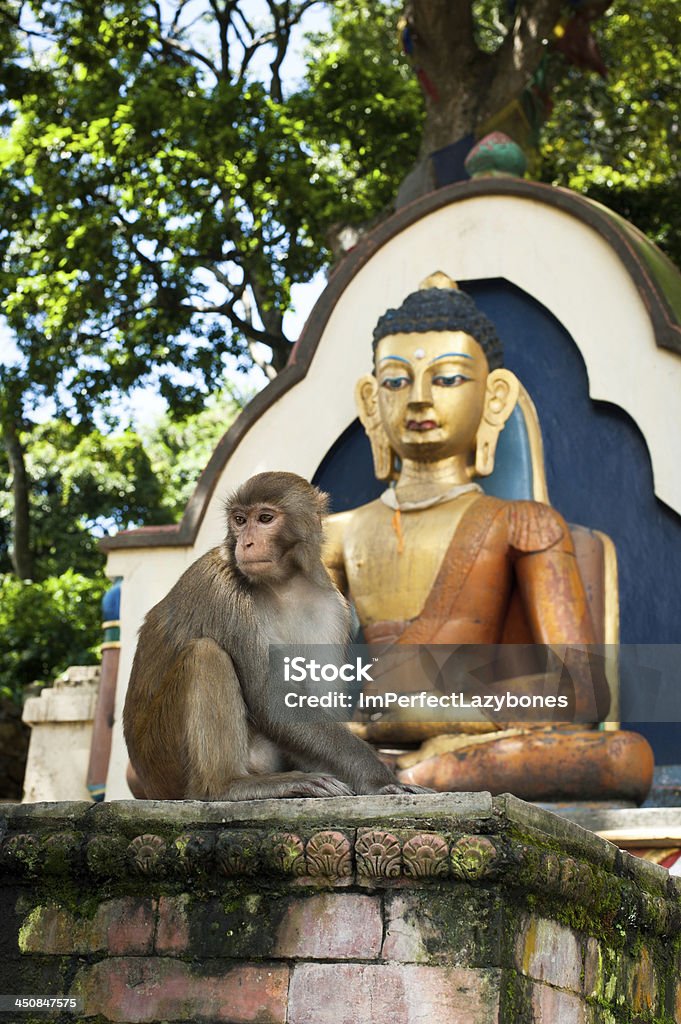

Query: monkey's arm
[240,653,424,795]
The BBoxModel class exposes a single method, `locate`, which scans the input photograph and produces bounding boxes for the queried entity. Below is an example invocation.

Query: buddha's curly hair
[372,287,504,370]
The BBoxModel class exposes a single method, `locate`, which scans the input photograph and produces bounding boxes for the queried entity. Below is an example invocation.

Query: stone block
[583,936,602,999]
[155,895,190,954]
[288,964,500,1024]
[531,983,586,1023]
[516,915,583,992]
[74,957,289,1023]
[382,889,504,966]
[627,946,658,1018]
[156,892,294,959]
[19,899,155,955]
[275,893,382,959]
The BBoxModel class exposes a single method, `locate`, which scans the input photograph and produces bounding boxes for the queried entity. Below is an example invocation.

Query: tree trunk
[397,0,565,203]
[2,421,34,580]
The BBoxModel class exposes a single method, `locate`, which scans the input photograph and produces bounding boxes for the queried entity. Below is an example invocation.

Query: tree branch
[481,0,564,121]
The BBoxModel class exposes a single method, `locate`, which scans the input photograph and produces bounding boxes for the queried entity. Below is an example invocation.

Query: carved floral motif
[450,836,498,880]
[215,832,260,876]
[305,831,352,877]
[0,833,40,873]
[356,830,401,878]
[402,833,450,878]
[269,833,306,876]
[128,834,167,874]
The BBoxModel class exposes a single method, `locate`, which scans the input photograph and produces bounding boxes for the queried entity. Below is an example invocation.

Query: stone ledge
[3,795,680,1023]
[0,795,678,935]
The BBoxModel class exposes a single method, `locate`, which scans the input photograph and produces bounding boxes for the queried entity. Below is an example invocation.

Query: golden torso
[324,491,481,624]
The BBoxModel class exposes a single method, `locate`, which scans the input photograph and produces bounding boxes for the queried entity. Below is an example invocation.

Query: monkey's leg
[183,639,353,800]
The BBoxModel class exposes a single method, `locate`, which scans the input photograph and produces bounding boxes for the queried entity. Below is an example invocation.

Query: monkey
[123,471,426,800]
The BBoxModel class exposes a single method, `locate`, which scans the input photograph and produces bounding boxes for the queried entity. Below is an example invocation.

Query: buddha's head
[356,273,520,480]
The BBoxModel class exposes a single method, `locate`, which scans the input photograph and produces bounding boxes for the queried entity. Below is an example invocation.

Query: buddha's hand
[375,782,435,795]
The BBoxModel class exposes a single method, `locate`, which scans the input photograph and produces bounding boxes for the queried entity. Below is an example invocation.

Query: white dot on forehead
[413,347,426,360]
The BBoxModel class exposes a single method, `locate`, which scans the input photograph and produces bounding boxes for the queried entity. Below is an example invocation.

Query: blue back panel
[312,278,681,760]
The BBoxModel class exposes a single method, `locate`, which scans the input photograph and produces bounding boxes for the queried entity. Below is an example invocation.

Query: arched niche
[104,178,681,796]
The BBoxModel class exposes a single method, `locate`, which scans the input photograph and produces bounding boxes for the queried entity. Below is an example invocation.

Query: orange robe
[364,496,609,722]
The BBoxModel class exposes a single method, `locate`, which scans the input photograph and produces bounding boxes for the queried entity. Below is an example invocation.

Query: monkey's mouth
[406,419,438,432]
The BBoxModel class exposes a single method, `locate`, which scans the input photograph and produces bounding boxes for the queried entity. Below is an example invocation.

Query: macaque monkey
[123,471,424,800]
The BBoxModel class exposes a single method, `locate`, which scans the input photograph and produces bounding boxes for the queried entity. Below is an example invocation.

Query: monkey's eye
[233,514,246,526]
[258,512,274,524]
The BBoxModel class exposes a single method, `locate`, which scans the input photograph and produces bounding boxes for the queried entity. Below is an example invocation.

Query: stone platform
[1,793,680,1023]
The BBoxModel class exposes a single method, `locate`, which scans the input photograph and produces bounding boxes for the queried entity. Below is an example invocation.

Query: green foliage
[141,387,244,517]
[296,0,423,230]
[0,570,105,702]
[0,392,239,697]
[0,419,171,578]
[542,4,681,265]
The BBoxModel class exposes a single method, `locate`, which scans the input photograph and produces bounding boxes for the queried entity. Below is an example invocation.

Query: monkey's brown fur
[124,471,423,800]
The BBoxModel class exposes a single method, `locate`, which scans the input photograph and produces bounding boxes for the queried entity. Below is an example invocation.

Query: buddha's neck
[394,456,472,504]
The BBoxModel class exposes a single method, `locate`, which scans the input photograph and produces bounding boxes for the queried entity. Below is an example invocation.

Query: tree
[0,1,678,578]
[542,2,681,265]
[0,392,239,699]
[0,419,170,578]
[0,0,325,574]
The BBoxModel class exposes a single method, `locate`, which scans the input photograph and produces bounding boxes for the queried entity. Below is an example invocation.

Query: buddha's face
[374,329,489,462]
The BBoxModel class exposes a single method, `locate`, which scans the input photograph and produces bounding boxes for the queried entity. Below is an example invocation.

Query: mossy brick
[515,915,583,992]
[275,893,382,959]
[530,982,587,1023]
[382,888,506,966]
[674,977,681,1023]
[157,891,290,959]
[19,899,156,955]
[583,936,602,999]
[73,957,289,1023]
[0,954,70,1000]
[0,888,21,957]
[288,964,500,1024]
[627,946,658,1018]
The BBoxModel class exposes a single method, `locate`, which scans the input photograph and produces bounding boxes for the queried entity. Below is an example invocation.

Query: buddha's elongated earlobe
[474,368,520,477]
[355,375,394,481]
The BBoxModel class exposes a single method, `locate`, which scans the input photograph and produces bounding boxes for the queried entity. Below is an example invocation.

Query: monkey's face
[230,504,291,581]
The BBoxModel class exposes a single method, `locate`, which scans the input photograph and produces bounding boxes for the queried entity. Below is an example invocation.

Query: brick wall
[1,793,679,1023]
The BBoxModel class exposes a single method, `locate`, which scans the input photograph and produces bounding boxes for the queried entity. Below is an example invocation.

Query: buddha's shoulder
[490,497,568,553]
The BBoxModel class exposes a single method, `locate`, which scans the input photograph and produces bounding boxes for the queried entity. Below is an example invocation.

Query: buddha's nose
[409,372,432,404]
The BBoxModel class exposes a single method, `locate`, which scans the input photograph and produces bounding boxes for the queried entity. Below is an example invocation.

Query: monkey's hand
[375,782,435,795]
[279,773,355,798]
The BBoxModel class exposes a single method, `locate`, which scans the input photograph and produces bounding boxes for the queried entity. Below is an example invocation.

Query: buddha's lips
[406,419,438,432]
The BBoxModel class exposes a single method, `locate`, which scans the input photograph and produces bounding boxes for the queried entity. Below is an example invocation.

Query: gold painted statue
[324,274,653,802]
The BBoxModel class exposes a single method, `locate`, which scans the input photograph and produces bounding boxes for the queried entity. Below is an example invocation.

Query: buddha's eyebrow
[378,355,411,366]
[427,352,474,365]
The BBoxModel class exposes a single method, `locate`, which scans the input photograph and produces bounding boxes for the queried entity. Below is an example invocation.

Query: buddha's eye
[433,374,469,387]
[380,376,410,391]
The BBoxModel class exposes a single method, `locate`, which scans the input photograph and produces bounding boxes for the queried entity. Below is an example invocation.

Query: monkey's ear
[313,487,330,518]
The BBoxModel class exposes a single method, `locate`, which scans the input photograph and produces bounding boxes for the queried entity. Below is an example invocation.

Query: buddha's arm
[510,503,610,723]
[322,511,350,594]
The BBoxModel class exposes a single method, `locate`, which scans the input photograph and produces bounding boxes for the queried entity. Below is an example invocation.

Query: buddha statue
[324,273,654,804]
